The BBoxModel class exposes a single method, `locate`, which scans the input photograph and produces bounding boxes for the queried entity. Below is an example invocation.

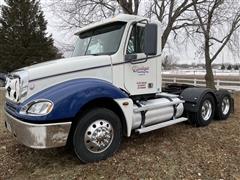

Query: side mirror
[144,23,158,56]
[125,54,137,62]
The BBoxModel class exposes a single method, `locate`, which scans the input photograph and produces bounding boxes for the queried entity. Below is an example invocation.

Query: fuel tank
[132,97,184,129]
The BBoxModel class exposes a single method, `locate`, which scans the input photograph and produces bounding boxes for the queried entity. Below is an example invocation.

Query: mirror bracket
[125,54,137,62]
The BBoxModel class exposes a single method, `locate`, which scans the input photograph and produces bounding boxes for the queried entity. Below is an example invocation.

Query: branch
[193,0,207,35]
[172,23,200,30]
[211,12,240,62]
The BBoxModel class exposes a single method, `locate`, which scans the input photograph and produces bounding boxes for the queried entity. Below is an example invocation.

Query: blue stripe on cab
[6,78,128,123]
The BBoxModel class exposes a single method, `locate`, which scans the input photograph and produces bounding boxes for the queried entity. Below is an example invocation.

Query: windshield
[72,22,126,57]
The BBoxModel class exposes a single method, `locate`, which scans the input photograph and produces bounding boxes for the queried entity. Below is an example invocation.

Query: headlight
[20,100,54,116]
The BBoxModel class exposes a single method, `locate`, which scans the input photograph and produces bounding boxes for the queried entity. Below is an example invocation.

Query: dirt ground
[0,90,239,180]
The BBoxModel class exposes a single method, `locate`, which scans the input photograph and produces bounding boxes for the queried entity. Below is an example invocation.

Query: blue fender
[8,78,128,123]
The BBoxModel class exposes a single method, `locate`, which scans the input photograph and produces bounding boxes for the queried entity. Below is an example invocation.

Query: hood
[20,56,111,81]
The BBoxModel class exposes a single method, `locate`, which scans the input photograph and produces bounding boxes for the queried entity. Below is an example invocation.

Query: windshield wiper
[87,54,101,56]
[86,52,113,56]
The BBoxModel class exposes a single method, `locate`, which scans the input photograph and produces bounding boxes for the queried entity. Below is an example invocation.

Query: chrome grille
[5,71,29,103]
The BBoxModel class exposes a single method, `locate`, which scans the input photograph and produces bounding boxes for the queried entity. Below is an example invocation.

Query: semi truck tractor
[4,14,233,163]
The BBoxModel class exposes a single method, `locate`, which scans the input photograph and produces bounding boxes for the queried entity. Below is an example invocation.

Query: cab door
[124,23,158,96]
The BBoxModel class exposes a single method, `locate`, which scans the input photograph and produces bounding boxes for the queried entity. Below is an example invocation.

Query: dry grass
[0,90,240,180]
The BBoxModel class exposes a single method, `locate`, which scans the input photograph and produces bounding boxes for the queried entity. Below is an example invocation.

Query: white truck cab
[4,14,233,163]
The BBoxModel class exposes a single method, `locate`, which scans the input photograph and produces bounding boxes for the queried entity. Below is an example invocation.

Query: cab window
[127,25,145,54]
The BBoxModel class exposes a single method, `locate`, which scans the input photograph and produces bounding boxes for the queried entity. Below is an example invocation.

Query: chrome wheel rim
[201,100,212,121]
[222,97,230,115]
[84,120,114,154]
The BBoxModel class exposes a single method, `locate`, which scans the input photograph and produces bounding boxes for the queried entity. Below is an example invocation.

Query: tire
[189,94,215,127]
[215,93,232,120]
[72,108,122,163]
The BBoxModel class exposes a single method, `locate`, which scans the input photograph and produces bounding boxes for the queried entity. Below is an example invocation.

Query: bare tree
[49,0,119,30]
[49,0,141,31]
[149,0,204,50]
[192,0,240,89]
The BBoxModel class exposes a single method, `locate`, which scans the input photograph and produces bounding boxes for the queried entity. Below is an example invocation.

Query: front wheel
[72,108,122,163]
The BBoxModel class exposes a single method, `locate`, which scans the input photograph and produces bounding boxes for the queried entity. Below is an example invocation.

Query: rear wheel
[72,108,122,163]
[189,94,215,127]
[215,93,232,120]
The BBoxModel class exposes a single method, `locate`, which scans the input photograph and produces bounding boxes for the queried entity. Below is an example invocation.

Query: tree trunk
[161,24,172,50]
[205,53,216,89]
[117,0,133,14]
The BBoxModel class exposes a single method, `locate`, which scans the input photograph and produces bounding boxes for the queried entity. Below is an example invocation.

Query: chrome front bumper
[4,111,72,149]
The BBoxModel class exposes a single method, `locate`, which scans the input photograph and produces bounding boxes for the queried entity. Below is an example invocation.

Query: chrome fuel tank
[132,97,184,129]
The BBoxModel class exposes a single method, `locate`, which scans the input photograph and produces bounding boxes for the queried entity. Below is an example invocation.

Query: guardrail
[162,77,240,91]
[162,69,240,76]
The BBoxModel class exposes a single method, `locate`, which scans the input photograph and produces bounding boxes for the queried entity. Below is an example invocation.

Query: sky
[0,0,239,65]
